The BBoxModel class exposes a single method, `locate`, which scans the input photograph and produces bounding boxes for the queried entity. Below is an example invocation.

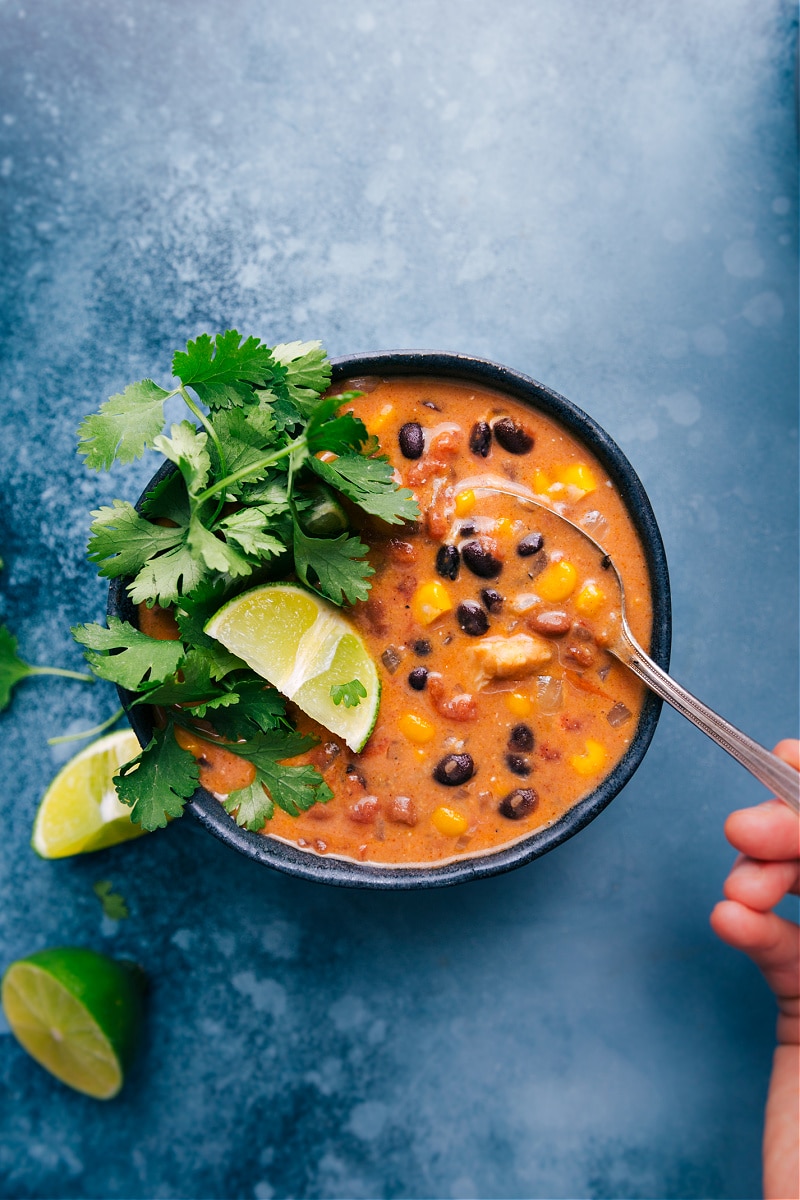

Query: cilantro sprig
[75,333,418,832]
[0,624,93,711]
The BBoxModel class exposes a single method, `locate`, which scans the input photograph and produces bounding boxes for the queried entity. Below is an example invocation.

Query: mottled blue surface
[0,1,797,1197]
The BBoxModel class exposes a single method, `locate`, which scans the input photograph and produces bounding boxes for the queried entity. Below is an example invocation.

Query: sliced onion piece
[536,675,563,714]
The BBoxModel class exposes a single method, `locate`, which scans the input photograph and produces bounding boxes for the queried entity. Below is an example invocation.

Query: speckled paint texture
[0,1,797,1197]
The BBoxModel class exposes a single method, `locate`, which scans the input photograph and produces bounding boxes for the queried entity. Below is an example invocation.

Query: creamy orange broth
[143,377,652,866]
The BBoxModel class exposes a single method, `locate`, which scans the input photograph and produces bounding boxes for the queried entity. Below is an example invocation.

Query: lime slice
[1,948,145,1099]
[204,583,380,752]
[32,730,146,859]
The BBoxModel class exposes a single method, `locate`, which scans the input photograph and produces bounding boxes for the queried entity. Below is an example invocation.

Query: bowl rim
[110,349,671,889]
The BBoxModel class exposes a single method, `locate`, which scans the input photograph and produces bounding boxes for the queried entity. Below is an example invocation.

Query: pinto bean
[387,795,418,826]
[564,643,595,668]
[387,538,418,565]
[428,674,478,722]
[348,795,380,823]
[527,610,571,637]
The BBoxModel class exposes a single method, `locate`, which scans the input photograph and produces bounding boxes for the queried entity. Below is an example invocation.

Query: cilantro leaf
[187,512,254,578]
[72,617,185,691]
[87,501,184,580]
[292,524,374,606]
[77,379,171,470]
[93,880,128,921]
[224,724,333,824]
[222,779,274,829]
[128,537,209,608]
[0,625,33,710]
[330,679,367,708]
[193,679,288,740]
[306,394,368,456]
[0,624,93,710]
[215,507,287,559]
[212,407,280,495]
[114,722,199,829]
[271,340,332,412]
[152,421,211,497]
[133,649,239,714]
[139,470,191,525]
[309,453,419,525]
[173,331,277,408]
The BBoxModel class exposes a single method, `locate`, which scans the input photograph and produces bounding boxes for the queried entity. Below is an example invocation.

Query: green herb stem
[47,707,126,746]
[27,666,95,683]
[196,437,303,503]
[179,386,230,522]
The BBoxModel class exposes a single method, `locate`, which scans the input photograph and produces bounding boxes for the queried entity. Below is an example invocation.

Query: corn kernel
[570,738,608,777]
[398,713,436,744]
[575,581,605,616]
[534,559,578,602]
[556,463,597,494]
[505,691,534,717]
[494,517,514,538]
[367,403,394,434]
[432,805,469,835]
[532,469,551,493]
[454,489,476,517]
[411,580,453,625]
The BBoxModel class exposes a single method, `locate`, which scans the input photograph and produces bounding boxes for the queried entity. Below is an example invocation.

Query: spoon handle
[613,635,800,812]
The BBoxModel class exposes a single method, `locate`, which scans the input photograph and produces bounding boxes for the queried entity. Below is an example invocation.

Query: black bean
[457,601,489,637]
[459,522,476,536]
[436,544,460,581]
[462,539,502,579]
[412,639,432,656]
[408,667,428,691]
[345,765,367,788]
[469,420,492,457]
[480,587,504,613]
[509,724,534,751]
[517,532,544,557]
[493,416,534,455]
[398,421,424,459]
[498,788,538,820]
[506,753,531,777]
[433,754,475,786]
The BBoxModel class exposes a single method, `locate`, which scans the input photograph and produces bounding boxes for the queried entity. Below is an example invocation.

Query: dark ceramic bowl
[110,351,671,888]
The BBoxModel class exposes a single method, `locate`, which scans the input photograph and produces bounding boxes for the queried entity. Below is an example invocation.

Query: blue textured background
[1,2,797,1197]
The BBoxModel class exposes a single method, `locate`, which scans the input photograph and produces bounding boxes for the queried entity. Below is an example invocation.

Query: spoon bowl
[464,477,800,813]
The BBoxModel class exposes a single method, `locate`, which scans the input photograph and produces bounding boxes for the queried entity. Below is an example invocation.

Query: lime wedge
[32,730,147,859]
[1,948,145,1099]
[204,583,380,752]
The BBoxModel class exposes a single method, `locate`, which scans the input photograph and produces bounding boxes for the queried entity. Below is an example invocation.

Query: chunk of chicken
[471,633,553,687]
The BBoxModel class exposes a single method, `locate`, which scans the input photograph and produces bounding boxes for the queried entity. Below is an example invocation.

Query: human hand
[710,739,799,1200]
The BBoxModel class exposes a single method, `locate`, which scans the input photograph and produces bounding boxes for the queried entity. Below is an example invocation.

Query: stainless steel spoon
[462,478,800,813]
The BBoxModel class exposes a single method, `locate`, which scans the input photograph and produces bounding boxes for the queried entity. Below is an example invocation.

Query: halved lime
[32,730,147,859]
[1,948,145,1099]
[204,583,380,752]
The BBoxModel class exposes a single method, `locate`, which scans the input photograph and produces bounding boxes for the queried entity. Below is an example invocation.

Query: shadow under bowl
[109,350,671,889]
